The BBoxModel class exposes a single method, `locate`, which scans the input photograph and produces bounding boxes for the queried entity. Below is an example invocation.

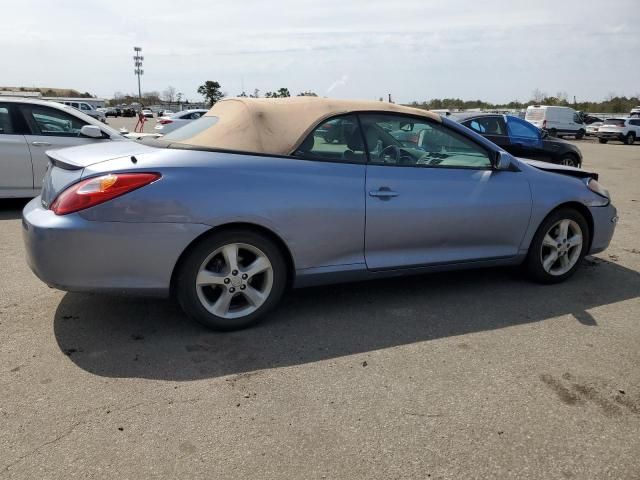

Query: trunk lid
[40,141,158,208]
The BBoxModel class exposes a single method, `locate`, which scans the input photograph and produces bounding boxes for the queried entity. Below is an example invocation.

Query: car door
[19,104,108,189]
[362,113,531,270]
[505,116,550,162]
[462,115,510,150]
[0,103,34,193]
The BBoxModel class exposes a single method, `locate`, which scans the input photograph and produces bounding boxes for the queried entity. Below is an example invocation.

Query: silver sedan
[22,98,617,330]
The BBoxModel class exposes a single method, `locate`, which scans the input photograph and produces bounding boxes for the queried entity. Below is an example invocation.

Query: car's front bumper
[22,197,210,296]
[588,203,618,254]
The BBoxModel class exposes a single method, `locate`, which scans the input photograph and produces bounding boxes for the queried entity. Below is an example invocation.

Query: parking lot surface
[1,140,639,479]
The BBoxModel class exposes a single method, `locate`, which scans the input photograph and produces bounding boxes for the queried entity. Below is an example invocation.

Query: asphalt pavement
[1,139,639,479]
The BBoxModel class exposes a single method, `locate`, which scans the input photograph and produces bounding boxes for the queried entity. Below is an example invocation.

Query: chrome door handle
[32,141,52,147]
[369,188,399,198]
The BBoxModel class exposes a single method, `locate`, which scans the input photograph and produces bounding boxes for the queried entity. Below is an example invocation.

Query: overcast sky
[2,0,638,103]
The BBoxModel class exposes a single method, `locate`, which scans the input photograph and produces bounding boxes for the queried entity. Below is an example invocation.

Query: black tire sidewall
[176,230,287,331]
[626,133,635,145]
[526,208,590,284]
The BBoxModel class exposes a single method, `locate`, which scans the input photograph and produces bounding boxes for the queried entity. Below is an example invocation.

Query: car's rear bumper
[22,197,210,296]
[588,203,617,254]
[597,132,624,140]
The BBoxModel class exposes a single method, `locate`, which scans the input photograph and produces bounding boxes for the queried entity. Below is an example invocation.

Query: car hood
[520,158,598,180]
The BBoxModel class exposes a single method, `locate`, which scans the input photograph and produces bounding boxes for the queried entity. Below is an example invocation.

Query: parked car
[630,106,640,118]
[597,118,640,145]
[154,109,208,134]
[525,105,586,139]
[22,97,617,331]
[586,122,603,136]
[59,101,107,123]
[121,108,136,118]
[0,97,130,198]
[453,113,583,167]
[142,109,154,119]
[105,107,121,118]
[158,109,174,117]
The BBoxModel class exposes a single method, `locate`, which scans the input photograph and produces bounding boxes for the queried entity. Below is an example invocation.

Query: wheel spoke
[242,285,266,307]
[243,256,270,278]
[558,220,570,242]
[567,233,582,249]
[543,251,558,272]
[196,270,227,286]
[559,254,569,269]
[543,234,557,248]
[211,289,234,316]
[221,244,239,273]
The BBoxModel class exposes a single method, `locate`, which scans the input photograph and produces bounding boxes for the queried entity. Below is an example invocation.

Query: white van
[59,101,106,123]
[525,105,586,139]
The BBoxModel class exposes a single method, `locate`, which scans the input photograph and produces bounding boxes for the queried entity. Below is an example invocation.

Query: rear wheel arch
[170,222,296,296]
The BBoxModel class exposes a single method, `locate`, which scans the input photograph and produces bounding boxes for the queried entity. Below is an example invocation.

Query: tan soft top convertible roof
[172,97,441,155]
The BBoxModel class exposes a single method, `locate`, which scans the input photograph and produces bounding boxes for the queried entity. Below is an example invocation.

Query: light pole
[133,47,144,103]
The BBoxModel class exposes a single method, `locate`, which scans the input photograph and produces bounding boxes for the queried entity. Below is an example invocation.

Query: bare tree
[532,88,546,103]
[162,86,177,103]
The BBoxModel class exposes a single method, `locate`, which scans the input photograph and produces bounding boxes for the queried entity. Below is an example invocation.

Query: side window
[190,112,203,120]
[71,103,79,109]
[80,103,91,111]
[0,106,14,134]
[507,117,540,140]
[465,117,504,135]
[360,113,492,169]
[293,114,366,163]
[24,106,88,136]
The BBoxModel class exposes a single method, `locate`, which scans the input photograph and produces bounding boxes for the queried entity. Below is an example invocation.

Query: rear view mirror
[495,151,512,171]
[80,125,104,139]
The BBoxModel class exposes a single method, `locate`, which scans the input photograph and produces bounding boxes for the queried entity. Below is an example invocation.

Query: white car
[525,105,586,139]
[0,97,132,198]
[597,117,640,145]
[586,121,603,136]
[154,109,208,134]
[142,109,154,118]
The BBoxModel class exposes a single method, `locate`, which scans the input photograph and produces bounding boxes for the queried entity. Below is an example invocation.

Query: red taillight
[159,119,173,124]
[50,173,161,215]
[542,120,547,128]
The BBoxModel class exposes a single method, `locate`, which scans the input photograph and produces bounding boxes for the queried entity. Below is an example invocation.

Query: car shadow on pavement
[53,257,640,381]
[0,199,29,220]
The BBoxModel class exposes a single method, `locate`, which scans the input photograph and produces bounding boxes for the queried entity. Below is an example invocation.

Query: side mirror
[495,151,512,171]
[80,125,104,139]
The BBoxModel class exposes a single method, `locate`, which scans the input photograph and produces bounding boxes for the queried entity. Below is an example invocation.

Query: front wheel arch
[170,222,296,298]
[525,202,594,255]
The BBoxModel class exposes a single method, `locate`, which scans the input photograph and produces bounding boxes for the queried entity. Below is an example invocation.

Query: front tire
[549,128,558,137]
[598,138,608,144]
[525,208,590,284]
[176,230,287,331]
[575,129,585,140]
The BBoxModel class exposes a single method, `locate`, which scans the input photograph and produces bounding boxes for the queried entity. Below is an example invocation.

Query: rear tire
[560,155,580,168]
[598,138,608,144]
[625,133,635,145]
[549,128,558,137]
[575,129,585,140]
[176,230,287,331]
[525,208,590,284]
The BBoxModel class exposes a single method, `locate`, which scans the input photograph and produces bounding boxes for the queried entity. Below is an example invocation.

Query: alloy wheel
[539,219,583,276]
[195,242,274,319]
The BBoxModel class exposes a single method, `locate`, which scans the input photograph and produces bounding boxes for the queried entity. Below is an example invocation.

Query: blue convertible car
[23,98,617,330]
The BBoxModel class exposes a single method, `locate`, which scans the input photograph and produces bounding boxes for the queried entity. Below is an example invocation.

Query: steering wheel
[379,145,401,163]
